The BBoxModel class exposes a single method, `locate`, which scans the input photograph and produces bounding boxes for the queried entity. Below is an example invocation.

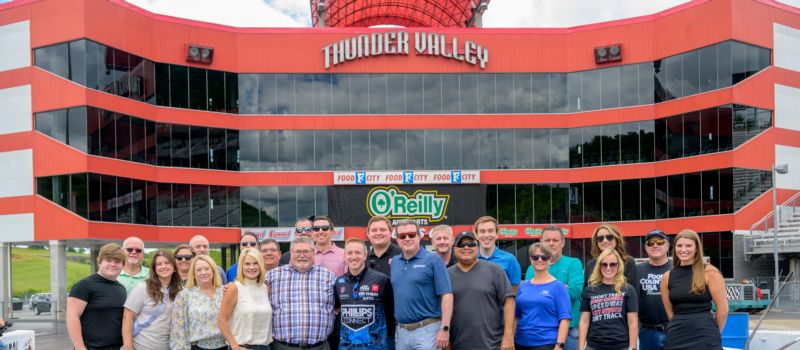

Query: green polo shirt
[117,265,150,293]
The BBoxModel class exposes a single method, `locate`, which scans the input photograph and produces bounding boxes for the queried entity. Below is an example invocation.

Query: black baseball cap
[645,229,667,241]
[453,231,477,246]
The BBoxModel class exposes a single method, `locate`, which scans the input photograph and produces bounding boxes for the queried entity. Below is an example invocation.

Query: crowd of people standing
[65,215,729,350]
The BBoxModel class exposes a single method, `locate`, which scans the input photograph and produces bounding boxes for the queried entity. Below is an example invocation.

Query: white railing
[749,191,800,235]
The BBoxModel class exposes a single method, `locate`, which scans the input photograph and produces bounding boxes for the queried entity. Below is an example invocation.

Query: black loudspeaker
[594,44,622,64]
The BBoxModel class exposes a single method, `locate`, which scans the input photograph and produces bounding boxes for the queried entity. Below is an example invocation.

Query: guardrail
[750,191,800,235]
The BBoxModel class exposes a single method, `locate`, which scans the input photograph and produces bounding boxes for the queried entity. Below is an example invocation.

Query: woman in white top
[218,248,273,350]
[122,249,182,350]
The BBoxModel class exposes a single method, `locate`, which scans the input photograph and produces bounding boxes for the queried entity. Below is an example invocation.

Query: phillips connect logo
[366,186,450,225]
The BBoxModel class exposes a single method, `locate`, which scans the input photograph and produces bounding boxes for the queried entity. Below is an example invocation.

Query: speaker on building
[187,44,214,64]
[594,44,622,64]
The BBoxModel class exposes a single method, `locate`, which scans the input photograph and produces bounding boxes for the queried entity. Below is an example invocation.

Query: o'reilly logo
[367,186,450,224]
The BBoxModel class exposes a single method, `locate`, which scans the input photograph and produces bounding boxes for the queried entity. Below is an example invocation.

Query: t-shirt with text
[636,261,671,325]
[580,282,638,350]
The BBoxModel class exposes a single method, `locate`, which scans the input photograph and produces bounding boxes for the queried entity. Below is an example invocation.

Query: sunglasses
[601,262,619,269]
[175,254,194,261]
[125,248,143,254]
[531,254,551,262]
[295,227,313,234]
[396,232,417,240]
[455,241,478,248]
[646,239,666,247]
[597,234,616,242]
[312,225,331,232]
[240,241,258,247]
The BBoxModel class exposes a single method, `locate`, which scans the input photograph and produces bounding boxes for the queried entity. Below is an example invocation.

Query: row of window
[36,167,769,228]
[34,39,770,115]
[35,105,771,171]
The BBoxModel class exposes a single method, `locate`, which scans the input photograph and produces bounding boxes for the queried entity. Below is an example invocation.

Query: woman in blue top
[515,243,571,350]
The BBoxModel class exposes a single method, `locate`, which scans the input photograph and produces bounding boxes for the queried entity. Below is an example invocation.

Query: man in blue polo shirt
[475,216,522,293]
[390,219,453,350]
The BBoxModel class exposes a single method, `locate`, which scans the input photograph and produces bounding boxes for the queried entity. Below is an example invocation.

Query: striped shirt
[266,264,336,344]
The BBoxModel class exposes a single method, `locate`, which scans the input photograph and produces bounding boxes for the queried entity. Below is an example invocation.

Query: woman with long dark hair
[584,224,640,293]
[122,249,182,350]
[173,244,193,284]
[578,249,638,350]
[661,229,728,350]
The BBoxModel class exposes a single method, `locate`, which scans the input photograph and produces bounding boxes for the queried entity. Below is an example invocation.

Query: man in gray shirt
[447,231,515,350]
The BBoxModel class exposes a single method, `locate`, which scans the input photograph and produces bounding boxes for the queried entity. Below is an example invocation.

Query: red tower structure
[310,0,489,27]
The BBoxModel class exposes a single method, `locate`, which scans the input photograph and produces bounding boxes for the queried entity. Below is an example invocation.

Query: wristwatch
[440,325,450,332]
[555,342,565,348]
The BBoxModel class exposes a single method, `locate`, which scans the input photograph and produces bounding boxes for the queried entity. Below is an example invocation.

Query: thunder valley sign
[322,31,489,69]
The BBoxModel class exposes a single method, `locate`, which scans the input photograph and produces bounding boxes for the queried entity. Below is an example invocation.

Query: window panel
[717,41,733,88]
[668,174,685,218]
[351,130,370,169]
[69,40,87,86]
[718,105,733,151]
[190,126,209,169]
[98,44,116,95]
[601,124,620,166]
[131,179,147,224]
[209,128,226,170]
[406,130,424,170]
[172,183,191,226]
[240,187,260,227]
[569,128,583,168]
[423,74,443,114]
[582,126,602,167]
[496,130,514,169]
[732,105,747,148]
[569,183,584,223]
[531,74,549,113]
[54,174,69,209]
[654,60,667,103]
[701,107,719,154]
[277,130,297,171]
[71,173,88,219]
[238,74,259,114]
[227,187,241,228]
[664,55,682,100]
[210,185,228,227]
[682,50,699,96]
[549,73,568,113]
[567,72,581,112]
[85,40,100,90]
[207,69,225,112]
[275,74,295,114]
[226,72,238,113]
[169,65,188,108]
[295,131,314,171]
[441,74,460,114]
[550,129,569,169]
[667,115,683,159]
[584,181,602,222]
[478,74,496,113]
[405,74,424,114]
[424,129,444,170]
[259,130,278,171]
[731,41,747,85]
[683,111,701,156]
[498,185,515,224]
[640,120,655,163]
[460,130,479,169]
[656,176,668,219]
[442,130,461,169]
[101,175,117,222]
[638,63,655,105]
[515,184,533,224]
[702,170,720,215]
[314,74,332,114]
[154,63,170,106]
[757,108,771,135]
[257,74,275,114]
[552,184,569,224]
[479,129,498,169]
[369,74,388,114]
[746,44,761,78]
[531,129,550,169]
[386,74,405,114]
[533,184,551,224]
[685,172,702,216]
[581,70,601,111]
[156,183,172,226]
[513,74,533,113]
[619,64,638,107]
[35,110,65,143]
[156,123,171,167]
[314,130,334,170]
[130,55,151,102]
[99,110,115,159]
[350,74,369,114]
[600,66,620,109]
[641,177,656,220]
[699,45,717,92]
[332,130,352,170]
[37,176,53,201]
[620,122,639,164]
[115,114,131,161]
[495,74,514,114]
[295,74,314,115]
[88,174,101,221]
[171,124,190,168]
[297,186,315,222]
[370,130,390,170]
[514,129,533,169]
[260,187,279,227]
[111,49,130,98]
[191,185,210,227]
[130,117,145,163]
[720,168,733,214]
[602,180,621,222]
[145,121,156,165]
[315,186,328,217]
[35,43,69,78]
[226,129,240,171]
[485,185,498,219]
[117,177,133,224]
[460,74,478,114]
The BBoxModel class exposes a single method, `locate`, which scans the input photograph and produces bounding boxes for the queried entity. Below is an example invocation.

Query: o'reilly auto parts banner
[328,185,486,227]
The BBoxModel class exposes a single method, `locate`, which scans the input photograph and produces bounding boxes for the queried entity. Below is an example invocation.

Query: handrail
[750,191,800,232]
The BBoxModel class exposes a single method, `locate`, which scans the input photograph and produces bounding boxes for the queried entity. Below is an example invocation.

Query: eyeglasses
[292,249,313,256]
[295,227,313,234]
[125,248,143,254]
[175,254,194,261]
[312,225,331,232]
[240,241,258,247]
[531,254,551,261]
[396,232,417,240]
[455,241,478,248]
[597,234,616,242]
[646,239,666,247]
[601,262,619,269]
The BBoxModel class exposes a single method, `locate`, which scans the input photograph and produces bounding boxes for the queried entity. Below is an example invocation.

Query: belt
[397,317,440,331]
[274,340,326,349]
[640,322,668,330]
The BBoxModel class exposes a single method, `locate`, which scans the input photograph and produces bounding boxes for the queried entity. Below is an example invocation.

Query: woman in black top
[660,229,728,350]
[584,224,640,294]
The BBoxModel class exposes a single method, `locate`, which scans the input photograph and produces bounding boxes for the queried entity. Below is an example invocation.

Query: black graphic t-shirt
[334,267,394,348]
[580,283,638,350]
[637,261,671,325]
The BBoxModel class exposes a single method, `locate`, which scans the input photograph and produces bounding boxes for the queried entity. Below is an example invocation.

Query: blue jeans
[639,327,666,350]
[564,327,579,350]
[396,321,440,350]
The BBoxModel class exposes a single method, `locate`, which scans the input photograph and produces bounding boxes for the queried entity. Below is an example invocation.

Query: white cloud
[124,0,311,27]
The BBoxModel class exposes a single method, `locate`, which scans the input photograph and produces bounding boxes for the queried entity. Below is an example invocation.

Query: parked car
[29,293,51,315]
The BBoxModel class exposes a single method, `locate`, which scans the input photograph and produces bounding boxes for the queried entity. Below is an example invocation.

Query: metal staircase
[745,192,800,259]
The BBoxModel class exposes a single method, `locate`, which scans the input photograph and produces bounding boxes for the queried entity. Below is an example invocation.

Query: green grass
[10,247,91,297]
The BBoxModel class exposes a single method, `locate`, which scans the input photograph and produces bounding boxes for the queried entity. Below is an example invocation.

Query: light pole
[773,163,789,299]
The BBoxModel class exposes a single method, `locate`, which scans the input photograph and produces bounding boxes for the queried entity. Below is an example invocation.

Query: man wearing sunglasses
[279,217,314,266]
[448,231,515,350]
[313,216,346,277]
[117,237,149,293]
[391,219,453,350]
[225,231,261,282]
[636,229,671,350]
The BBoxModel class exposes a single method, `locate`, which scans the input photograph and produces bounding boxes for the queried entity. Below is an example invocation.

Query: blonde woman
[578,249,638,350]
[218,248,273,350]
[170,255,226,350]
[583,224,640,293]
[660,229,727,350]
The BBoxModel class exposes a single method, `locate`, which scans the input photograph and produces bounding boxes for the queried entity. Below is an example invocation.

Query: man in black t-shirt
[637,229,672,350]
[67,243,128,350]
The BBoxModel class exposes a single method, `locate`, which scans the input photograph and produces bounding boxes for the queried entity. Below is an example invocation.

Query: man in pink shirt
[312,216,346,277]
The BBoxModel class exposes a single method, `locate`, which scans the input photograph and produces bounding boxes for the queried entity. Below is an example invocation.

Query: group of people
[65,214,729,350]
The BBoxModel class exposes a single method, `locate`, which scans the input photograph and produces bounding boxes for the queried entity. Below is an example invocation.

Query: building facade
[1,0,800,299]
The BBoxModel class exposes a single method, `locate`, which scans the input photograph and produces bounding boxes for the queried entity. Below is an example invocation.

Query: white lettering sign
[333,170,480,185]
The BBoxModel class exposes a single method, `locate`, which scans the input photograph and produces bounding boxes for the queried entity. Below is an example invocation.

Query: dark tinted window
[101,175,116,222]
[239,130,259,171]
[226,129,240,171]
[225,72,238,113]
[685,172,702,216]
[668,174,685,218]
[130,117,145,163]
[603,180,621,222]
[549,74,568,113]
[170,65,188,108]
[583,181,602,222]
[620,122,639,164]
[600,67,620,109]
[702,170,720,215]
[88,173,102,221]
[641,177,656,220]
[69,40,87,86]
[209,128,227,170]
[171,124,190,168]
[569,128,582,168]
[682,50,699,96]
[208,69,226,112]
[154,63,170,106]
[115,114,131,161]
[37,176,53,201]
[701,107,719,154]
[533,184,551,224]
[35,43,69,78]
[569,183,584,223]
[699,45,717,92]
[664,55,682,100]
[156,183,172,226]
[550,129,569,169]
[132,179,147,224]
[116,177,133,224]
[85,40,100,90]
[156,123,171,167]
[514,74,533,113]
[621,179,640,221]
[683,111,701,156]
[172,184,191,226]
[71,173,88,218]
[602,124,620,166]
[551,184,569,223]
[515,184,532,224]
[495,74,513,114]
[99,110,116,159]
[424,74,443,114]
[640,121,655,163]
[667,115,683,159]
[581,70,601,111]
[191,126,209,169]
[191,185,209,227]
[145,120,156,165]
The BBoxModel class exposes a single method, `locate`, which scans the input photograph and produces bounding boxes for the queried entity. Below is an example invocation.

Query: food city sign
[322,31,489,69]
[334,170,480,185]
[366,186,450,224]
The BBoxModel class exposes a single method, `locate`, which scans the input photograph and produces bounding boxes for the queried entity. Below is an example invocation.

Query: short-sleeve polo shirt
[479,248,522,286]
[390,248,452,324]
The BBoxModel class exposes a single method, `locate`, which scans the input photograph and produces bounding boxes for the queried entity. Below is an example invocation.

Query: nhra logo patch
[341,305,376,332]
